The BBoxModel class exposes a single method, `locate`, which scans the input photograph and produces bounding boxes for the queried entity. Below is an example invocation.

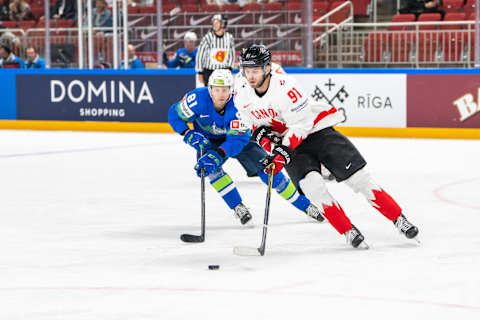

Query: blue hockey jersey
[166,48,197,68]
[168,87,251,158]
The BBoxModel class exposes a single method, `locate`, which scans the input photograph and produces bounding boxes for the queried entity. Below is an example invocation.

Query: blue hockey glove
[195,149,225,177]
[183,129,211,152]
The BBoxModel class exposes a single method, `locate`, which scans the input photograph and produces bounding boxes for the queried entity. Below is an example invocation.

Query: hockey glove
[195,149,225,177]
[183,129,211,152]
[263,145,293,175]
[252,126,281,153]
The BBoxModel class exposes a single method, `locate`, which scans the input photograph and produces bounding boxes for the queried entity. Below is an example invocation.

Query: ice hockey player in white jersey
[234,45,419,248]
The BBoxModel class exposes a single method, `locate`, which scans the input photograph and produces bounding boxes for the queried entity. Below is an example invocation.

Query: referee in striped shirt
[195,14,235,87]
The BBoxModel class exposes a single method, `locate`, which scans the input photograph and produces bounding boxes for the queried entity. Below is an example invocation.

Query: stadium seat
[389,13,416,31]
[0,21,17,28]
[418,13,442,30]
[242,2,262,12]
[351,0,370,17]
[19,20,36,30]
[312,1,329,22]
[182,4,199,12]
[264,2,283,11]
[127,7,139,14]
[464,0,476,17]
[390,32,415,62]
[56,19,74,28]
[223,4,241,12]
[363,32,389,62]
[202,3,220,12]
[441,12,466,30]
[286,2,302,11]
[31,6,44,19]
[140,6,157,14]
[328,1,350,25]
[443,0,464,13]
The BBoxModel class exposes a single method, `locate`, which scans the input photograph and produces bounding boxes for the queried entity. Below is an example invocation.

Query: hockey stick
[233,163,275,256]
[180,149,206,243]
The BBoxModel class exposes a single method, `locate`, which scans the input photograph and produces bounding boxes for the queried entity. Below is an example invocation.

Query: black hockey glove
[252,126,281,153]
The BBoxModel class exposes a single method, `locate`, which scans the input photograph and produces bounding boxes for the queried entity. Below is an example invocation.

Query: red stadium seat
[30,6,44,19]
[19,20,36,30]
[223,4,241,12]
[56,19,74,28]
[202,3,220,13]
[264,2,283,11]
[127,7,139,14]
[0,21,17,28]
[443,0,464,13]
[351,0,370,17]
[364,32,389,62]
[389,13,416,31]
[242,2,262,12]
[286,2,302,11]
[328,1,350,25]
[464,0,476,17]
[441,12,466,30]
[182,4,199,12]
[140,6,157,14]
[418,13,442,30]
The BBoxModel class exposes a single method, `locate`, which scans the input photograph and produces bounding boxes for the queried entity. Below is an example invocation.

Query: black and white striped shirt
[195,30,235,73]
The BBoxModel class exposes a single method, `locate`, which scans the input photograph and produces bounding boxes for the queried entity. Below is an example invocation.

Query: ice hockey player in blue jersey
[166,32,198,69]
[168,69,325,225]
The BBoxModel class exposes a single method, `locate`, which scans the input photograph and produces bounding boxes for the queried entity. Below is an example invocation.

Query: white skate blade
[233,246,262,256]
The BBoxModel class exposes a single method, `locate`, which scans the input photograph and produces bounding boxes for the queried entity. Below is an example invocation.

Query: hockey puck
[208,265,220,270]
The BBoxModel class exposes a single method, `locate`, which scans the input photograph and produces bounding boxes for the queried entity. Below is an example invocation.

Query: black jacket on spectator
[51,0,76,20]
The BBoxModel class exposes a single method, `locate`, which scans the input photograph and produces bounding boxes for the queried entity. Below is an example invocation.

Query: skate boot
[234,203,252,225]
[394,214,419,239]
[344,225,367,249]
[304,203,325,223]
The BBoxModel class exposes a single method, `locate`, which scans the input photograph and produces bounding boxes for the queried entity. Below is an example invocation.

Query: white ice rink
[1,130,480,319]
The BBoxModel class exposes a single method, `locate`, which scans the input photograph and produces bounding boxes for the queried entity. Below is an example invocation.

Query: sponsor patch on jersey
[230,119,249,131]
[291,99,308,112]
[180,100,194,118]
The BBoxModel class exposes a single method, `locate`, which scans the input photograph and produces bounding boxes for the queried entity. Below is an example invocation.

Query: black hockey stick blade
[180,233,205,243]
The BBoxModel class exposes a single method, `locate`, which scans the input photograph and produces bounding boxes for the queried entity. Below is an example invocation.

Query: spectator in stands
[9,0,34,22]
[0,0,10,21]
[0,31,20,56]
[121,43,144,69]
[195,14,235,87]
[89,0,112,37]
[40,0,76,20]
[0,43,24,68]
[24,47,46,69]
[399,0,444,18]
[165,31,198,69]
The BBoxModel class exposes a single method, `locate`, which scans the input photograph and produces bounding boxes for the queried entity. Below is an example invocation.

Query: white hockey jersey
[233,69,344,150]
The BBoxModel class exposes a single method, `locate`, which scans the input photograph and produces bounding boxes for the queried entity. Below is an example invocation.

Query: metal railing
[312,20,479,68]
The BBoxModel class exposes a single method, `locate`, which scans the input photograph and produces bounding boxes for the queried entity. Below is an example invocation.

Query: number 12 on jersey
[287,87,302,103]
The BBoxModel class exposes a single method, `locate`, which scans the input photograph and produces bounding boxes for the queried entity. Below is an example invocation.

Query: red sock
[322,201,352,234]
[370,189,402,221]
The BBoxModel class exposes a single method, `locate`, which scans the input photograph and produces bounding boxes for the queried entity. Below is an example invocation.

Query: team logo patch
[214,51,226,62]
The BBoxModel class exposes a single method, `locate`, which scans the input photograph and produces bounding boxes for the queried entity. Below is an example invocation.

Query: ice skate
[304,203,325,223]
[344,225,369,249]
[394,214,419,242]
[234,203,252,225]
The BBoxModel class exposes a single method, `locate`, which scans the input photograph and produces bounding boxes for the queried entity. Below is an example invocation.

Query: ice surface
[1,130,479,319]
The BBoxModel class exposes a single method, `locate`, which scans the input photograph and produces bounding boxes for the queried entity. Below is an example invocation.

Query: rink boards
[1,68,480,139]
